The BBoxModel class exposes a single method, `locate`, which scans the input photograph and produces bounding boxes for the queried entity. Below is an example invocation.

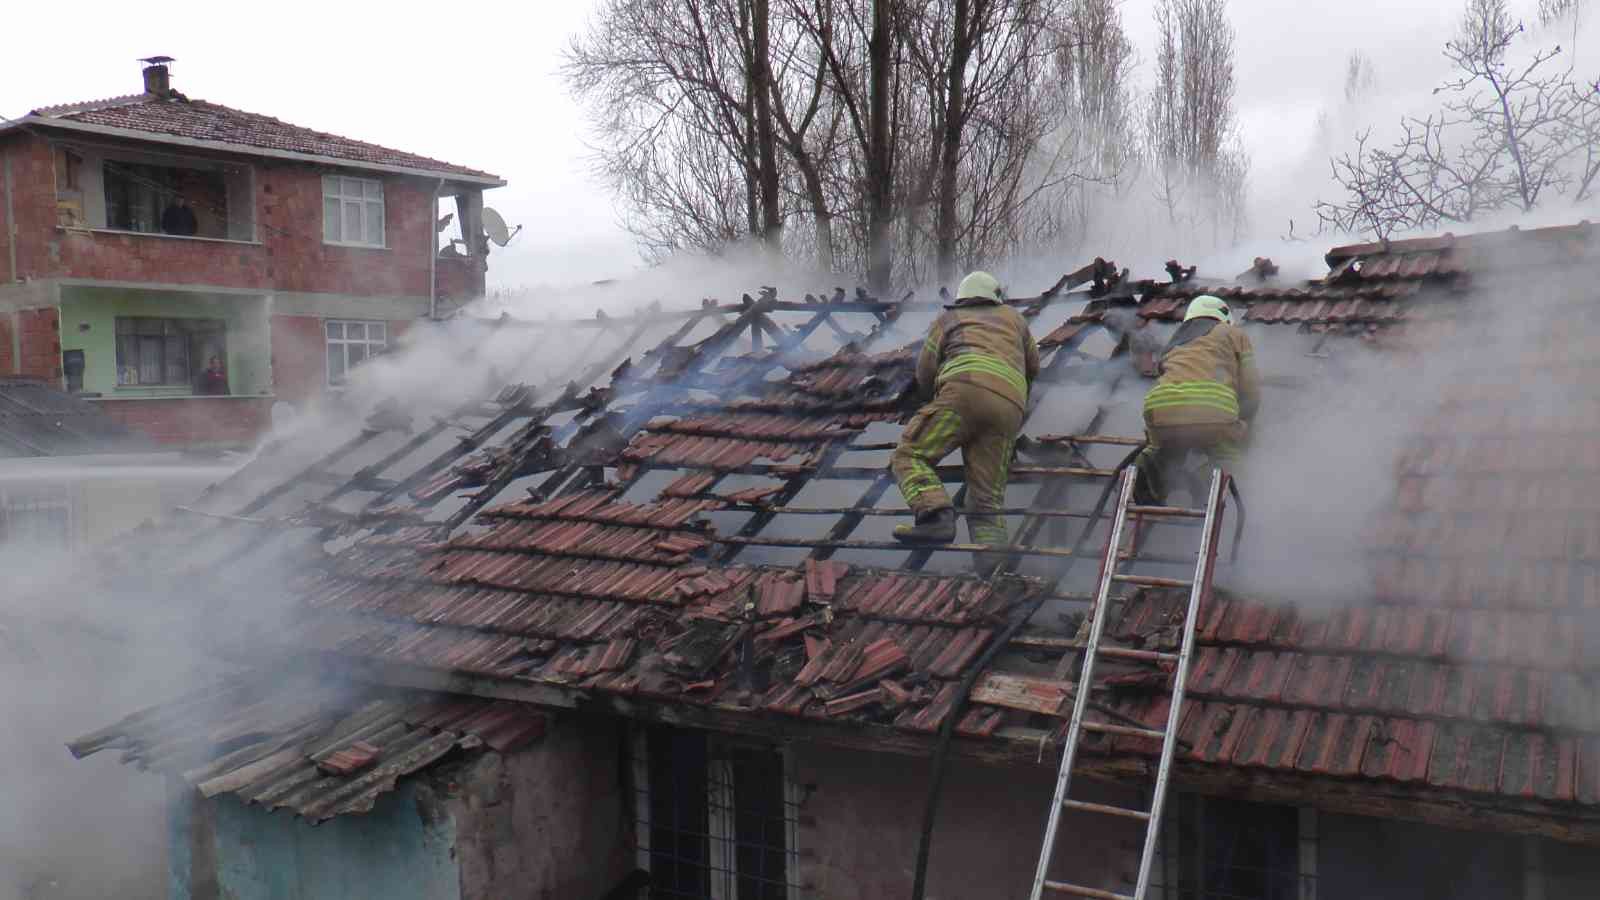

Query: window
[631,728,800,900]
[326,320,388,385]
[1151,796,1313,900]
[322,175,385,247]
[102,160,227,238]
[115,317,228,391]
[0,486,72,548]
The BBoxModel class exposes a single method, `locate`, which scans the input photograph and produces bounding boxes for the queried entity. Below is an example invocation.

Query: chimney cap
[139,55,175,66]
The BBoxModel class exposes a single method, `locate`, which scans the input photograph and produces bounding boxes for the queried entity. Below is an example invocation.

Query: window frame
[321,175,387,249]
[630,727,802,900]
[325,319,390,387]
[114,316,227,390]
[0,484,74,549]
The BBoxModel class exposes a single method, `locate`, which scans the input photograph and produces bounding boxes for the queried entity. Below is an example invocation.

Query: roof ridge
[182,98,474,173]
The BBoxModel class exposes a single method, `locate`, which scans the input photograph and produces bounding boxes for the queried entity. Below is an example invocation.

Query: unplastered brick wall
[270,314,327,406]
[1,134,58,280]
[270,314,414,407]
[0,315,12,374]
[94,397,272,447]
[8,131,482,301]
[16,307,60,381]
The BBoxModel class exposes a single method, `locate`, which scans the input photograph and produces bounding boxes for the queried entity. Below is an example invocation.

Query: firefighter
[1133,294,1260,504]
[890,271,1039,557]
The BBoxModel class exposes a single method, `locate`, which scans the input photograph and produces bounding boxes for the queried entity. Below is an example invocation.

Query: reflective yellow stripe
[937,354,1027,399]
[1144,381,1240,417]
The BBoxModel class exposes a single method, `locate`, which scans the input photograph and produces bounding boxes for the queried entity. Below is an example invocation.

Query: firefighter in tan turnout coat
[890,272,1039,554]
[1134,294,1260,503]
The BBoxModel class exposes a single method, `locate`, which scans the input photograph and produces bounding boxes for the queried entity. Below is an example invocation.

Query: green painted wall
[59,287,270,397]
[170,784,459,900]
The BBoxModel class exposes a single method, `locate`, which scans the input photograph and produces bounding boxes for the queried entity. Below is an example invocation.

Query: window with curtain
[114,317,227,389]
[321,175,385,247]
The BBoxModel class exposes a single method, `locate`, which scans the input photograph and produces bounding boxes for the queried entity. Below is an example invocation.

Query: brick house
[0,60,503,448]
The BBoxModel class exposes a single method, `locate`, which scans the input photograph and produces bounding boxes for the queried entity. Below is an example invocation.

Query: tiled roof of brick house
[10,90,500,183]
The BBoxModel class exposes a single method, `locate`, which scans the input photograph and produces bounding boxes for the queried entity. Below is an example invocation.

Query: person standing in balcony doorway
[198,356,229,396]
[890,271,1038,573]
[161,195,198,236]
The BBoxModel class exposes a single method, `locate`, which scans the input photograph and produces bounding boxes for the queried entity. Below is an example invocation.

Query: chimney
[140,56,174,98]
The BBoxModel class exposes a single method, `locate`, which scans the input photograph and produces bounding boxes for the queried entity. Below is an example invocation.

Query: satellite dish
[482,207,521,247]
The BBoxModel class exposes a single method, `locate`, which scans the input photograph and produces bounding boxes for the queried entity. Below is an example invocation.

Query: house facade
[0,61,503,448]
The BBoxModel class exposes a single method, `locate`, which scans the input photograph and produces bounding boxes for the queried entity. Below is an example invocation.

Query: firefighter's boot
[893,507,957,544]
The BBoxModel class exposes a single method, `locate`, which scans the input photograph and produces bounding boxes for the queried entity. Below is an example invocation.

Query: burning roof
[66,226,1600,839]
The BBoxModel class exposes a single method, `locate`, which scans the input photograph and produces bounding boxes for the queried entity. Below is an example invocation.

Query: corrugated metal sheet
[0,379,152,458]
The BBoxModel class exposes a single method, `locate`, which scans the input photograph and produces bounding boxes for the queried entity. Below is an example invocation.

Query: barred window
[631,727,801,900]
[1151,796,1315,900]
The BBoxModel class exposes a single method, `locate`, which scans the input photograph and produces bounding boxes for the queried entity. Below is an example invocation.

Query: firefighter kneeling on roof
[890,271,1040,572]
[1133,295,1260,504]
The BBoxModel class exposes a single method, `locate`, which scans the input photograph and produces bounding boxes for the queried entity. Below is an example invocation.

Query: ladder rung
[1081,721,1166,741]
[1111,574,1192,589]
[1098,646,1179,663]
[1043,880,1135,899]
[1062,798,1151,822]
[1127,503,1205,518]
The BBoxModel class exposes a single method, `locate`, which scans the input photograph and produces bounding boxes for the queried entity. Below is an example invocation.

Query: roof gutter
[1,117,507,188]
[2,144,15,284]
[430,177,444,320]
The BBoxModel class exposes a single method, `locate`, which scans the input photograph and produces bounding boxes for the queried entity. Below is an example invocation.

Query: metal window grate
[630,727,801,900]
[0,486,73,548]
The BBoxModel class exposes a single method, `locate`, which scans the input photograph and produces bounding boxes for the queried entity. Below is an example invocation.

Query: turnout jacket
[1144,319,1260,427]
[915,298,1041,412]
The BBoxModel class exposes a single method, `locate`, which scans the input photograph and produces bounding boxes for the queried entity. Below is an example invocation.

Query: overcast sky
[1,0,1581,292]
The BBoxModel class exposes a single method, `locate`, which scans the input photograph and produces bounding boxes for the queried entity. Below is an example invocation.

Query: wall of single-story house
[168,716,632,900]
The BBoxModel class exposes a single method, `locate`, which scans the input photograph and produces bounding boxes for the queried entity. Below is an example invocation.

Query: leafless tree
[568,0,1106,285]
[1142,0,1248,241]
[1317,0,1588,239]
[1022,0,1136,247]
[1344,50,1378,104]
[566,0,785,260]
[1540,0,1586,27]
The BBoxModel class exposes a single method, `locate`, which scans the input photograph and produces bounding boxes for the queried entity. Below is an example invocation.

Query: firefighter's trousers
[890,382,1023,545]
[1133,418,1248,501]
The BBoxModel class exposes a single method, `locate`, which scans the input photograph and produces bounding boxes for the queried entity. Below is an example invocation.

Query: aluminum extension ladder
[1028,465,1232,900]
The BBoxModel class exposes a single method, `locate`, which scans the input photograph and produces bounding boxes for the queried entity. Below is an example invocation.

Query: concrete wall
[449,716,632,900]
[2,131,486,301]
[792,746,1143,900]
[171,785,459,900]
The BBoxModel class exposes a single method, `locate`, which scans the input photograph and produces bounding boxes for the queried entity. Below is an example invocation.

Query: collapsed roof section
[69,673,547,823]
[69,223,1600,840]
